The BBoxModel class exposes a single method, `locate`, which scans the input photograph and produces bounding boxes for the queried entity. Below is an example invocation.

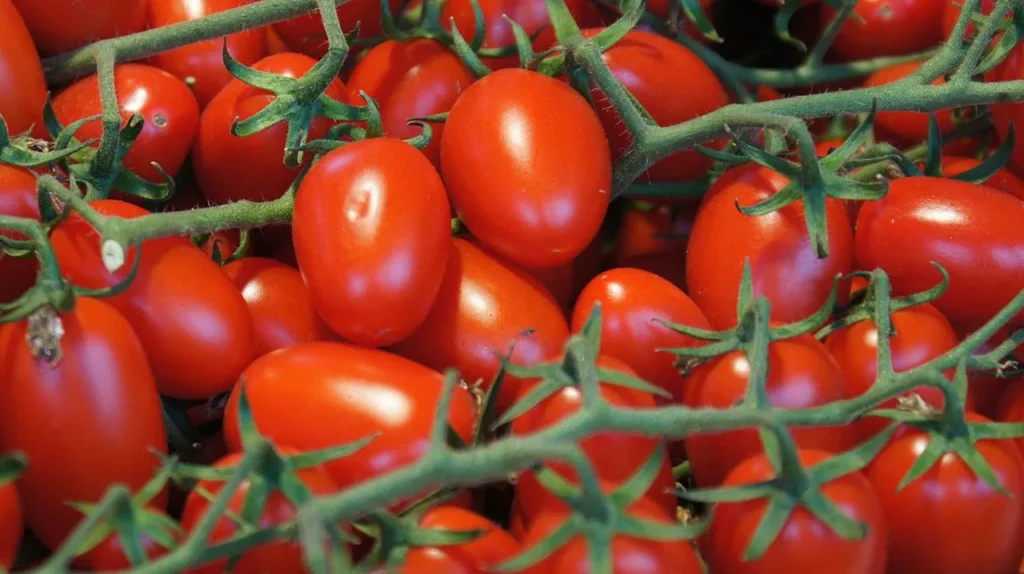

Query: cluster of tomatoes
[1,0,1024,572]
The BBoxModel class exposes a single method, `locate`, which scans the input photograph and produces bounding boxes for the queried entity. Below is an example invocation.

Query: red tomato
[180,451,337,574]
[822,0,945,60]
[578,28,728,186]
[866,415,1024,574]
[940,156,1024,200]
[404,506,521,571]
[648,0,718,43]
[52,64,200,184]
[511,356,677,526]
[0,297,167,550]
[191,52,350,204]
[78,508,176,571]
[686,163,855,329]
[865,62,954,144]
[572,268,711,403]
[704,449,886,574]
[222,257,334,357]
[272,0,404,59]
[521,260,576,315]
[443,0,600,69]
[855,176,1024,335]
[265,26,288,55]
[292,137,451,347]
[996,380,1024,457]
[610,204,695,292]
[147,0,268,108]
[49,200,256,399]
[825,302,959,443]
[11,0,147,56]
[222,342,477,497]
[346,39,474,170]
[442,68,611,268]
[989,44,1024,177]
[0,0,46,137]
[519,496,703,573]
[389,238,570,414]
[943,0,998,39]
[0,166,41,304]
[684,334,856,487]
[0,479,20,569]
[199,229,242,261]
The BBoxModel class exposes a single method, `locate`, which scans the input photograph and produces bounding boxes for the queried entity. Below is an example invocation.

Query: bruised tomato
[0,298,167,550]
[389,239,570,414]
[292,137,451,348]
[49,200,256,399]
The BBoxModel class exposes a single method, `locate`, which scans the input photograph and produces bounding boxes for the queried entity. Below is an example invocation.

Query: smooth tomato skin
[79,509,175,571]
[346,39,474,170]
[0,0,47,137]
[520,497,703,574]
[705,450,887,574]
[0,297,167,550]
[147,0,268,108]
[292,138,451,347]
[572,268,712,403]
[511,356,677,526]
[443,0,599,69]
[865,62,955,145]
[940,156,1024,200]
[12,0,147,56]
[610,204,695,292]
[272,0,404,59]
[441,68,612,269]
[822,0,944,60]
[866,417,1024,574]
[0,166,41,303]
[995,381,1024,457]
[579,28,729,185]
[824,303,958,443]
[53,64,200,184]
[684,335,856,487]
[410,506,522,570]
[223,342,477,495]
[192,53,350,204]
[389,239,570,414]
[988,44,1024,176]
[687,163,854,329]
[855,176,1024,335]
[180,451,338,574]
[222,257,334,357]
[0,481,21,569]
[49,200,256,399]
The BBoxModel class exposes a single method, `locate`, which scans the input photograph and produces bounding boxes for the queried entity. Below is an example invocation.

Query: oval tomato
[49,199,256,399]
[0,297,167,550]
[578,28,729,187]
[403,506,521,571]
[511,356,677,526]
[147,0,268,108]
[684,334,856,487]
[866,415,1024,574]
[988,44,1024,177]
[0,166,41,304]
[995,380,1024,457]
[222,342,477,497]
[443,0,600,69]
[191,52,350,204]
[180,451,337,574]
[855,176,1024,335]
[865,62,955,145]
[222,256,334,357]
[346,39,474,170]
[52,64,200,184]
[825,302,959,443]
[519,496,703,573]
[389,238,570,414]
[686,163,855,328]
[704,449,886,574]
[78,508,176,571]
[272,0,404,59]
[11,0,147,56]
[822,0,945,60]
[292,137,451,347]
[572,268,711,403]
[0,0,47,137]
[610,203,695,292]
[939,156,1024,200]
[0,479,20,570]
[442,68,611,268]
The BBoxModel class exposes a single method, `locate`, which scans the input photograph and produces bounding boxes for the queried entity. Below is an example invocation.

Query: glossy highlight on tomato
[822,0,945,60]
[0,0,46,138]
[442,68,612,269]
